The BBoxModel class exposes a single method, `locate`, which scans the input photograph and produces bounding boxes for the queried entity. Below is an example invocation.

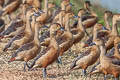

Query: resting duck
[0,0,22,20]
[8,22,42,71]
[30,23,64,78]
[91,38,120,80]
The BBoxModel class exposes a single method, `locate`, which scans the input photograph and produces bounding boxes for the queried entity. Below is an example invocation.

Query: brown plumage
[8,22,42,71]
[71,9,87,44]
[92,38,120,80]
[36,0,57,24]
[10,14,34,49]
[0,0,22,20]
[30,23,64,78]
[70,29,101,76]
[1,19,24,37]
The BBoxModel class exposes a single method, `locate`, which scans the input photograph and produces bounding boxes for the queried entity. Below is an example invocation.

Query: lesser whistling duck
[104,11,113,31]
[83,23,109,47]
[83,11,113,48]
[71,9,88,44]
[8,21,42,71]
[30,23,64,78]
[92,38,120,80]
[84,14,120,50]
[36,0,51,24]
[73,1,98,29]
[56,12,74,63]
[104,14,120,51]
[0,0,22,20]
[52,0,70,23]
[70,31,100,76]
[5,12,35,50]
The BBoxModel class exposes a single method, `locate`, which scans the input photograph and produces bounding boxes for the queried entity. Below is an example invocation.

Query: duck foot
[56,56,62,64]
[43,68,47,78]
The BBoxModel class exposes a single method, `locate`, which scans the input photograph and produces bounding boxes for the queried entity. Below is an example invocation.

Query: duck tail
[70,61,76,70]
[8,57,15,64]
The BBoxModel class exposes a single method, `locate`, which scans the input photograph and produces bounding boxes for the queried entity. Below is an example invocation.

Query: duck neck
[88,7,97,17]
[104,15,111,30]
[65,16,70,32]
[114,43,120,56]
[78,17,85,32]
[31,16,36,33]
[59,12,64,26]
[25,18,32,34]
[50,32,58,48]
[100,44,106,59]
[33,23,41,47]
[93,31,98,42]
[44,0,48,16]
[112,20,119,36]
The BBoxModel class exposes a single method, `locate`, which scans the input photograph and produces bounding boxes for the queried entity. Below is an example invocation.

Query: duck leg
[24,62,30,72]
[42,68,47,78]
[7,14,12,21]
[82,69,86,76]
[24,62,27,72]
[26,62,31,70]
[115,77,119,80]
[56,56,62,64]
[104,75,107,80]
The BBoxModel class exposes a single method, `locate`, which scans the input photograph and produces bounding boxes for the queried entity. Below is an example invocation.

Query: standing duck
[70,30,100,76]
[91,38,120,80]
[72,9,88,44]
[8,21,42,71]
[30,23,64,78]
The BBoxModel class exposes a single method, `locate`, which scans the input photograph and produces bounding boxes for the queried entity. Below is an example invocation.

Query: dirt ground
[0,32,115,80]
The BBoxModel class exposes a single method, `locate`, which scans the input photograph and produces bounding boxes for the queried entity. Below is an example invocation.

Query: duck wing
[1,19,24,35]
[3,30,25,51]
[11,41,34,58]
[39,31,50,42]
[30,46,51,68]
[112,59,120,66]
[70,49,91,69]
